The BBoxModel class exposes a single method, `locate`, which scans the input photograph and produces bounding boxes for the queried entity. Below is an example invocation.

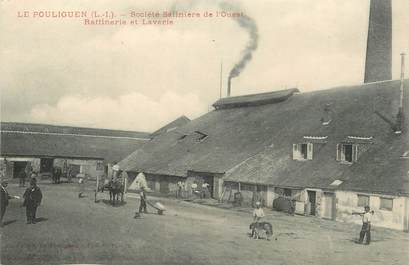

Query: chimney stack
[364,0,392,83]
[395,53,406,134]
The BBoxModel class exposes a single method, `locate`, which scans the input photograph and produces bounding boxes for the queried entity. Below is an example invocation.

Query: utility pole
[219,60,223,99]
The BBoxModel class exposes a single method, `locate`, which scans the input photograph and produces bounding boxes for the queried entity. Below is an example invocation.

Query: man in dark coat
[1,181,11,226]
[19,170,26,187]
[23,178,42,224]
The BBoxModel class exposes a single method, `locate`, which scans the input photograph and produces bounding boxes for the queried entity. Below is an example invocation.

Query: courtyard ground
[1,181,408,265]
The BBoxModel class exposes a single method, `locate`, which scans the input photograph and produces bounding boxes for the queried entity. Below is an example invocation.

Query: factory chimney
[364,0,392,83]
[395,53,406,134]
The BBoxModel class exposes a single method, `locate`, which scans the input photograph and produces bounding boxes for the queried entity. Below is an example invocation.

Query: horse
[250,222,273,240]
[102,179,124,206]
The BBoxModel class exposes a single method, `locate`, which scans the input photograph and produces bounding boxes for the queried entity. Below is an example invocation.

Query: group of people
[1,177,43,227]
[18,163,38,187]
[176,181,211,199]
[251,201,373,245]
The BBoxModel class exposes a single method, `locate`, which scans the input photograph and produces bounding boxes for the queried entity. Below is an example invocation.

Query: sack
[154,202,165,211]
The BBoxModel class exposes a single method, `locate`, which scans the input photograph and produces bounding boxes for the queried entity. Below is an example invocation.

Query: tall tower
[364,0,392,83]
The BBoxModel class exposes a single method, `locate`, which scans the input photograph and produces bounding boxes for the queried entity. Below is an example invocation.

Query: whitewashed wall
[335,191,407,231]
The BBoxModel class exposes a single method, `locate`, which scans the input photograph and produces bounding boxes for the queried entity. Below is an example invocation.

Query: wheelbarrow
[146,200,166,215]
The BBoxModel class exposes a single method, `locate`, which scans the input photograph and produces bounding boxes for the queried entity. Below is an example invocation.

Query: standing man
[191,182,198,197]
[78,173,86,198]
[1,181,11,227]
[138,186,147,214]
[176,181,183,198]
[23,178,42,224]
[18,169,26,187]
[355,206,373,245]
[201,182,210,198]
[67,166,72,183]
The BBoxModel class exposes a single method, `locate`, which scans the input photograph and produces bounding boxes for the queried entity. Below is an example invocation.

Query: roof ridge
[0,121,150,135]
[213,88,299,109]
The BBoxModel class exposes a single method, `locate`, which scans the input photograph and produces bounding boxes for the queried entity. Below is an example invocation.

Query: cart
[146,200,166,215]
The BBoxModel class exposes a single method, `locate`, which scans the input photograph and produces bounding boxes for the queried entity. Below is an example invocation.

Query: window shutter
[293,144,298,160]
[353,144,359,162]
[341,145,346,161]
[307,143,313,160]
[336,144,341,161]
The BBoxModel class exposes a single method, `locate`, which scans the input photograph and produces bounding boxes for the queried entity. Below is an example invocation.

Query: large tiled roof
[119,80,409,195]
[1,122,150,162]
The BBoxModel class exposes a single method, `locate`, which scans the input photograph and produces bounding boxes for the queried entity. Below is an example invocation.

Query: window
[400,151,409,159]
[293,143,313,160]
[337,144,358,163]
[380,198,393,211]
[96,161,104,171]
[256,185,267,192]
[283,188,292,197]
[357,194,370,207]
[241,183,255,191]
[329,179,343,187]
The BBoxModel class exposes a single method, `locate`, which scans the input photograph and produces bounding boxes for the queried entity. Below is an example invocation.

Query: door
[322,192,335,220]
[307,190,316,215]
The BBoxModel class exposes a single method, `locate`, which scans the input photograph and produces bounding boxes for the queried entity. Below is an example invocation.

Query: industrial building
[117,0,409,231]
[0,122,150,180]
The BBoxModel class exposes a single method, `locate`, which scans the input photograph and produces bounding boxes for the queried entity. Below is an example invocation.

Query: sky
[1,0,408,132]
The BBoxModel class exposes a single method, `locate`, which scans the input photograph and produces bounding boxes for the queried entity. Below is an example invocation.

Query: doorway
[307,190,317,216]
[13,161,28,178]
[40,158,54,173]
[202,176,214,198]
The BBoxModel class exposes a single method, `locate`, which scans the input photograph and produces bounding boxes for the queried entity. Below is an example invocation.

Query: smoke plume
[220,2,259,96]
[168,0,259,96]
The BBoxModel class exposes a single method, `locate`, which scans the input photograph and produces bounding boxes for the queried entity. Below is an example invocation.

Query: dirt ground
[1,181,408,265]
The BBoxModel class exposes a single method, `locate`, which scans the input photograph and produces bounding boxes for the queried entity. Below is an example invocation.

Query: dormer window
[337,144,358,163]
[177,131,208,143]
[194,131,208,142]
[293,143,313,160]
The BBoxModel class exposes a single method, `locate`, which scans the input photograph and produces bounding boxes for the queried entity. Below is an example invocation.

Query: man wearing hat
[23,178,42,224]
[1,181,11,226]
[253,201,265,223]
[357,206,373,245]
